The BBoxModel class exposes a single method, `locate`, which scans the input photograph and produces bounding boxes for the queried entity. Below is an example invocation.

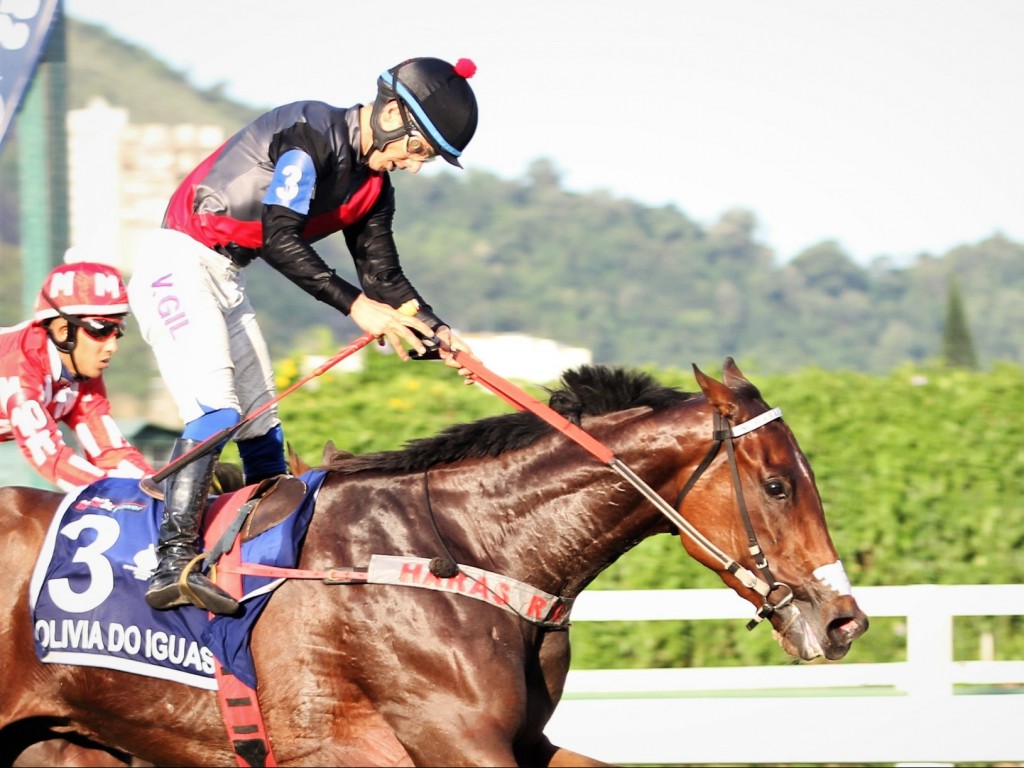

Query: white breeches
[127,229,279,441]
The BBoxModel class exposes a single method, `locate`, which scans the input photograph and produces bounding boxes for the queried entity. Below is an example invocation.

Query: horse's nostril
[829,614,868,645]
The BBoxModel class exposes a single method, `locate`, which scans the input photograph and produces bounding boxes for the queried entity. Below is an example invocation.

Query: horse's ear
[322,440,337,463]
[321,440,354,463]
[287,442,311,475]
[721,356,764,400]
[721,356,751,390]
[692,363,738,418]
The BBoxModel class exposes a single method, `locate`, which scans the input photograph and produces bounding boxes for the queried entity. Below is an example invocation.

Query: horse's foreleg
[546,745,614,767]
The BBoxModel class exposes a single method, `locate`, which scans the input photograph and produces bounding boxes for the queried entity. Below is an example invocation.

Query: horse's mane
[325,365,695,475]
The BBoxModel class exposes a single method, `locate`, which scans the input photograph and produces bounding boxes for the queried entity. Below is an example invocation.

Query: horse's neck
[460,411,684,598]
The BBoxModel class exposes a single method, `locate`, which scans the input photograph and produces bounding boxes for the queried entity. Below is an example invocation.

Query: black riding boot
[145,439,240,615]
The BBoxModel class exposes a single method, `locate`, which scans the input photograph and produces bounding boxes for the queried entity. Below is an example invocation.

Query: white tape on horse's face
[813,560,852,596]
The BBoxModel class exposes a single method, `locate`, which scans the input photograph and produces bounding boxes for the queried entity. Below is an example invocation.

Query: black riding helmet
[369,57,478,168]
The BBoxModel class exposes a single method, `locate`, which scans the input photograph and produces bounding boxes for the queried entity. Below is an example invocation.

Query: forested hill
[2,19,1021,375]
[387,170,1022,373]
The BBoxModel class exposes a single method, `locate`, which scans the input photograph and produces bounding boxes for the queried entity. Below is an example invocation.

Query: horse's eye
[764,479,787,499]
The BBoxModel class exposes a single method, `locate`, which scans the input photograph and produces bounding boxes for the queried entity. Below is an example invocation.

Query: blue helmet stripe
[380,71,461,158]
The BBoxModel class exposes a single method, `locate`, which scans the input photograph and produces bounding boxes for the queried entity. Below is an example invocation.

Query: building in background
[457,333,592,384]
[304,331,592,389]
[66,98,224,272]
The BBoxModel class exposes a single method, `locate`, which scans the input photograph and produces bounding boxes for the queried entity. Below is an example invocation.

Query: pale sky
[64,0,1023,265]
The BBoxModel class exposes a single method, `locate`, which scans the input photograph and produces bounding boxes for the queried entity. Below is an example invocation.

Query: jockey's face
[364,101,435,175]
[51,317,123,379]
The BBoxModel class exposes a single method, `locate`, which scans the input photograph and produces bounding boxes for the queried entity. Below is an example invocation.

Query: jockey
[0,260,154,492]
[128,56,481,616]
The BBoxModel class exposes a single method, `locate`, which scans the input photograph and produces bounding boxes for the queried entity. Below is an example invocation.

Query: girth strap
[202,485,278,768]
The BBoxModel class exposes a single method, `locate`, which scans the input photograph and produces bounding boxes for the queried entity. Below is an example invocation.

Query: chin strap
[367,65,419,159]
[367,95,408,158]
[40,292,87,379]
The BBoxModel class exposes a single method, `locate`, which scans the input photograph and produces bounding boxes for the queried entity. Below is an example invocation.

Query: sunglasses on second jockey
[72,316,127,341]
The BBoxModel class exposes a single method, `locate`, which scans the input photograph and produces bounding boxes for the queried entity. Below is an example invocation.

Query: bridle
[603,406,793,630]
[423,401,795,632]
[670,407,794,630]
[440,343,795,631]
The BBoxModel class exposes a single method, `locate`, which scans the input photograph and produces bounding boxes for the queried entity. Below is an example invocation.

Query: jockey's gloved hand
[403,302,445,360]
[409,334,441,360]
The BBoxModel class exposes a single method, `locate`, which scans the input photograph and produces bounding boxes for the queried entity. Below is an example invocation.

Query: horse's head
[680,357,868,661]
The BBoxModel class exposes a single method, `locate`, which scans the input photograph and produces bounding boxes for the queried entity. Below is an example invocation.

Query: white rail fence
[547,585,1024,765]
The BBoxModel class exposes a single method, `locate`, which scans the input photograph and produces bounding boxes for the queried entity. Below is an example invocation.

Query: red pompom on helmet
[453,58,477,79]
[34,261,130,322]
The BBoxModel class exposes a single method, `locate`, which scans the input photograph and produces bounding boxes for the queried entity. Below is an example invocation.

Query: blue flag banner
[0,0,60,150]
[28,473,327,690]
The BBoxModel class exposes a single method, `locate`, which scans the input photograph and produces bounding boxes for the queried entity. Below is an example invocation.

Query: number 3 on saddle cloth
[28,472,327,691]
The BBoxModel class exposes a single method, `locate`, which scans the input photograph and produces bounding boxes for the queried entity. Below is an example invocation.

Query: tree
[789,241,869,296]
[942,276,978,369]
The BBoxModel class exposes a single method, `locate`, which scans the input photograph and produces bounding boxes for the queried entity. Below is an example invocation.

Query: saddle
[240,476,309,542]
[204,475,310,565]
[140,471,307,545]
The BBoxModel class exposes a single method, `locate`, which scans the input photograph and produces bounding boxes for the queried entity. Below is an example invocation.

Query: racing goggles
[396,96,437,163]
[406,133,437,162]
[72,316,127,341]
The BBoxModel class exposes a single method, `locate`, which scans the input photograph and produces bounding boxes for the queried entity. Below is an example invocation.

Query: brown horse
[0,360,867,766]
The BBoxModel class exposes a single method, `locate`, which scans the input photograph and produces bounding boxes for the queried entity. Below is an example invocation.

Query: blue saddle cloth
[29,471,327,690]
